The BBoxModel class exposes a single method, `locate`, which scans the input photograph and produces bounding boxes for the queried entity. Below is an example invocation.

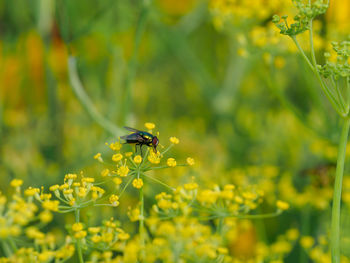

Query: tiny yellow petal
[145,122,155,130]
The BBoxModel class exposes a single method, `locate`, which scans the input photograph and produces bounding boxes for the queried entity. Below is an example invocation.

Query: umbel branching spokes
[272,0,350,118]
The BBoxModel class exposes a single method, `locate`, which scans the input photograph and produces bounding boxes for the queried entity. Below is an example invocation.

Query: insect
[120,126,159,155]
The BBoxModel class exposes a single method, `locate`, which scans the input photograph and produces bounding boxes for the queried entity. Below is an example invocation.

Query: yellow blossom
[169,136,179,144]
[112,153,123,162]
[93,153,102,161]
[186,157,195,166]
[39,210,53,223]
[74,231,87,239]
[132,178,143,189]
[42,200,59,212]
[276,200,290,210]
[134,155,142,164]
[10,179,23,188]
[101,168,110,177]
[118,232,130,241]
[184,182,198,191]
[24,187,39,196]
[109,194,120,207]
[88,227,100,234]
[113,177,123,185]
[49,185,60,192]
[286,228,299,241]
[72,222,84,232]
[125,152,133,157]
[300,236,315,249]
[117,166,129,177]
[91,235,101,243]
[145,122,155,130]
[108,141,122,151]
[148,151,161,164]
[167,158,177,167]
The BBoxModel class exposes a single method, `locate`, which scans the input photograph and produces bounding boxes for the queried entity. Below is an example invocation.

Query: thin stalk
[1,241,12,257]
[68,56,122,136]
[331,117,350,263]
[139,175,145,259]
[291,36,345,117]
[75,209,84,263]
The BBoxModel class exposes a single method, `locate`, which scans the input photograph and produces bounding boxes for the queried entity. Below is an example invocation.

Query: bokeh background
[1,0,350,262]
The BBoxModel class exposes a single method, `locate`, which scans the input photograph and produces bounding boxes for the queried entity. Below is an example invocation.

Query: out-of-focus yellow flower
[112,153,123,162]
[286,228,299,241]
[74,231,87,239]
[113,177,123,186]
[300,236,315,249]
[145,122,155,130]
[93,153,101,160]
[39,210,53,223]
[10,179,23,188]
[101,168,110,177]
[109,194,120,207]
[42,200,59,212]
[125,152,133,157]
[276,200,290,210]
[72,223,84,232]
[134,155,142,164]
[186,157,195,166]
[132,178,143,189]
[167,158,177,167]
[169,137,179,144]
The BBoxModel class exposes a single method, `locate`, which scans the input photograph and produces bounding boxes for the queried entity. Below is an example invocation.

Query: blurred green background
[0,0,350,261]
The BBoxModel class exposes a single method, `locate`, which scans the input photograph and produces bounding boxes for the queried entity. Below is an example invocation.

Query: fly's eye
[153,137,159,146]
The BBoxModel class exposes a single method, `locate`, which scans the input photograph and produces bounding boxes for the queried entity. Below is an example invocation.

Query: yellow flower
[300,236,315,249]
[49,185,60,192]
[169,137,179,144]
[109,194,120,207]
[42,200,59,212]
[167,158,177,167]
[132,178,143,189]
[145,122,155,130]
[112,153,123,162]
[65,173,77,180]
[74,231,87,239]
[125,152,133,157]
[93,153,102,160]
[91,235,101,243]
[113,177,123,185]
[10,179,23,188]
[148,151,161,164]
[186,157,195,166]
[39,210,53,223]
[117,166,129,177]
[108,141,122,151]
[134,155,142,164]
[276,200,290,210]
[217,247,228,254]
[286,228,299,241]
[72,222,84,232]
[101,168,110,177]
[88,227,100,234]
[118,232,130,241]
[184,182,198,190]
[24,187,40,196]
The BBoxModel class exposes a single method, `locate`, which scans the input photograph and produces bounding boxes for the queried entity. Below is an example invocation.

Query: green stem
[331,118,350,263]
[1,240,12,257]
[68,56,123,136]
[75,209,84,263]
[139,178,145,260]
[291,36,345,117]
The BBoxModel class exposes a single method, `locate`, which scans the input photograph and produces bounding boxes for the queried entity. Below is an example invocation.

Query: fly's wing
[124,126,141,133]
[120,133,144,143]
